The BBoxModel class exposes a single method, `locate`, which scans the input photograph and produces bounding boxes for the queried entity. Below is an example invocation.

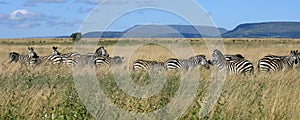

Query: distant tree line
[70,32,82,42]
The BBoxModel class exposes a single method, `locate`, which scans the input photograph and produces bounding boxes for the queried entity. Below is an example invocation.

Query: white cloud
[0,9,58,28]
[8,9,40,21]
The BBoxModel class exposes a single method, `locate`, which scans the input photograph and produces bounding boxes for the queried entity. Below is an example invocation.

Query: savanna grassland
[0,38,300,119]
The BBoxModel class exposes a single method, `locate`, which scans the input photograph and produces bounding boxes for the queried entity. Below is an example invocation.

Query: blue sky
[0,0,299,38]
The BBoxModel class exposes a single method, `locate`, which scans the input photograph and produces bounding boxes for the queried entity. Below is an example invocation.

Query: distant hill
[82,25,228,38]
[222,22,300,38]
[54,22,300,38]
[82,31,124,38]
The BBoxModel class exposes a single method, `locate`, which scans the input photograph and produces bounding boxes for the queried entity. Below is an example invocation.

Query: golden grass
[0,38,300,119]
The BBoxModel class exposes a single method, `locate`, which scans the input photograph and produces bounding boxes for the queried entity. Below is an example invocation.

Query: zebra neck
[217,59,227,70]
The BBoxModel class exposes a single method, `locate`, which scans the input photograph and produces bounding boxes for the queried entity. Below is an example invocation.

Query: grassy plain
[0,38,300,119]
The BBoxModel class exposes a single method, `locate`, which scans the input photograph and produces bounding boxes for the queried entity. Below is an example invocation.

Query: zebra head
[289,50,299,67]
[224,54,244,61]
[52,46,61,55]
[189,55,210,69]
[8,52,19,63]
[111,56,124,65]
[28,47,38,58]
[210,49,226,65]
[95,46,109,57]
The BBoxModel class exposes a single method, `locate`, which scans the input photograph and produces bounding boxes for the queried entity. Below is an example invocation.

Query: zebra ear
[207,60,212,65]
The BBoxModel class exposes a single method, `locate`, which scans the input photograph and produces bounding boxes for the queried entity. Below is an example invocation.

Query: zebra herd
[8,46,123,67]
[7,46,300,75]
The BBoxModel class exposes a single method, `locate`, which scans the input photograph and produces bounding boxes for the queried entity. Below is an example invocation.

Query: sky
[0,0,300,38]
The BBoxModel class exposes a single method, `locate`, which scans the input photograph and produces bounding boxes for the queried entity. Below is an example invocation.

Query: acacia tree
[71,32,82,42]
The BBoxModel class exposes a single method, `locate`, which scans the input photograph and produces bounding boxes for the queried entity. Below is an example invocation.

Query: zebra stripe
[224,54,244,61]
[210,49,254,75]
[132,59,165,71]
[94,56,124,67]
[39,55,64,64]
[62,57,79,66]
[258,50,299,72]
[165,55,210,70]
[95,46,109,57]
[52,46,81,58]
[9,53,38,65]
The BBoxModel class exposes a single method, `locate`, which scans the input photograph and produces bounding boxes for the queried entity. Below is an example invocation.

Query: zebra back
[258,50,299,72]
[166,55,210,70]
[8,52,39,65]
[210,49,253,75]
[94,56,124,67]
[133,59,165,71]
[39,55,64,65]
[224,54,244,61]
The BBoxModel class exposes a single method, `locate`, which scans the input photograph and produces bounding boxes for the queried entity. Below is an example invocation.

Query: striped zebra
[258,50,299,72]
[62,57,79,66]
[132,59,165,71]
[95,46,109,57]
[37,46,80,65]
[94,56,124,67]
[224,54,244,61]
[8,47,40,65]
[208,54,245,64]
[75,46,110,65]
[52,46,80,58]
[210,49,254,75]
[165,55,210,70]
[38,46,65,65]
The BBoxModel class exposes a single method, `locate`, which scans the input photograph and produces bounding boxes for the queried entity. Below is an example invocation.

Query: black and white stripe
[132,59,165,71]
[39,55,64,64]
[258,50,299,72]
[8,47,40,65]
[210,49,254,75]
[224,54,244,61]
[95,46,109,57]
[165,55,210,70]
[52,46,80,58]
[94,56,124,67]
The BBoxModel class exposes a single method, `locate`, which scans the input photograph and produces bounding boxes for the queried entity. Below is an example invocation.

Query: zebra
[258,50,299,72]
[224,54,244,61]
[36,46,80,65]
[95,46,109,57]
[132,59,165,71]
[38,46,65,65]
[94,56,124,67]
[208,54,244,65]
[52,46,80,58]
[39,54,64,65]
[8,47,40,65]
[75,46,110,65]
[210,49,254,75]
[165,55,210,71]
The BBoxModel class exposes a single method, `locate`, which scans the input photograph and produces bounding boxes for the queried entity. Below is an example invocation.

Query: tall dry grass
[0,38,299,119]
